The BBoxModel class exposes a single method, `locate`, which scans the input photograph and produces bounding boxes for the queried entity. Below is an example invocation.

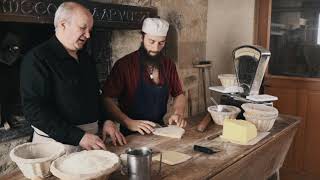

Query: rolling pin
[197,113,212,132]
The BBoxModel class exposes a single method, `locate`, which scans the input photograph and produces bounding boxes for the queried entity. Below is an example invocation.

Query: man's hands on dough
[79,120,127,150]
[125,118,156,135]
[102,120,127,146]
[79,133,106,150]
[168,114,187,128]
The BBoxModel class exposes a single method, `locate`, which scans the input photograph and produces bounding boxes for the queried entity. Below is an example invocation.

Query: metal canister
[126,147,161,180]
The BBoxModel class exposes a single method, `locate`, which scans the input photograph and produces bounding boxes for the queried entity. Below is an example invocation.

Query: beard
[139,43,163,68]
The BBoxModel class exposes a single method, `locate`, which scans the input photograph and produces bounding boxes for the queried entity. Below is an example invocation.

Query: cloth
[142,18,169,36]
[120,62,169,136]
[32,121,98,154]
[20,36,108,146]
[103,49,183,114]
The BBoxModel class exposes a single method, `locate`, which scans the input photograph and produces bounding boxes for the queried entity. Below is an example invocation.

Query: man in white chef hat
[103,17,187,136]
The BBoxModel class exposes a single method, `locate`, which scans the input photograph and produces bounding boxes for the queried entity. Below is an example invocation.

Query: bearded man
[103,18,187,136]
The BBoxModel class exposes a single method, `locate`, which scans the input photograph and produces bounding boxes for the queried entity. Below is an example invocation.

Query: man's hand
[168,114,187,128]
[102,120,127,146]
[125,118,156,135]
[79,133,106,150]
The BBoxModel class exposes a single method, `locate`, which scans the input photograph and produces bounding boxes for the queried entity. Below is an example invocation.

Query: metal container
[125,147,161,180]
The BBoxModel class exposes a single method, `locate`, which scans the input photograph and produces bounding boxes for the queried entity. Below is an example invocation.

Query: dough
[153,151,191,165]
[153,125,185,139]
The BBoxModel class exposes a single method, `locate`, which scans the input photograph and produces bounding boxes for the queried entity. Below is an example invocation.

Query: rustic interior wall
[206,0,256,87]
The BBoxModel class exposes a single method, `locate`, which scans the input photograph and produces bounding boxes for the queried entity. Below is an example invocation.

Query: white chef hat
[142,18,169,37]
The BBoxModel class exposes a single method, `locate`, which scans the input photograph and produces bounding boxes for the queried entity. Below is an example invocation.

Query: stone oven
[0,0,156,142]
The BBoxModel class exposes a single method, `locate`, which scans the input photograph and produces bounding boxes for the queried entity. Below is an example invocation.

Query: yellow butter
[222,119,257,144]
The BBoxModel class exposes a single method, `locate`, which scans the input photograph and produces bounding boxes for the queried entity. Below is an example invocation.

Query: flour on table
[153,125,185,139]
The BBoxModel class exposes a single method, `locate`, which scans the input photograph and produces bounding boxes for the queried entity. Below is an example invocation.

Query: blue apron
[120,62,169,136]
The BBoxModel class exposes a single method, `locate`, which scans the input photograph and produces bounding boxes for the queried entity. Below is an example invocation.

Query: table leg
[197,68,201,112]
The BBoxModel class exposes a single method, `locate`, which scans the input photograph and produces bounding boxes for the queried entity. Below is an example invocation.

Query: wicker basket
[243,112,277,132]
[241,103,279,132]
[241,103,278,117]
[218,74,238,88]
[50,150,120,180]
[9,142,65,179]
[207,105,241,125]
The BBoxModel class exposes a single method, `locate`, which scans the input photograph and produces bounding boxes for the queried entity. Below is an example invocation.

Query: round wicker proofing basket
[10,142,65,179]
[241,103,279,132]
[207,105,241,125]
[50,150,120,180]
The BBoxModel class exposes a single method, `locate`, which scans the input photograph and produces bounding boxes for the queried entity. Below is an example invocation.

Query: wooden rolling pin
[197,113,212,132]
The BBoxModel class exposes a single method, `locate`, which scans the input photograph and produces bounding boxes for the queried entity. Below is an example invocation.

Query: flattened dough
[153,125,185,139]
[153,151,191,165]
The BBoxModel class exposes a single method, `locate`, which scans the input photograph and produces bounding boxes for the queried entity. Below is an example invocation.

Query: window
[269,0,320,77]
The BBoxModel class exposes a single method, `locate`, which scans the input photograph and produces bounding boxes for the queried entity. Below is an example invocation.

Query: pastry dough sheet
[153,151,191,165]
[153,125,185,139]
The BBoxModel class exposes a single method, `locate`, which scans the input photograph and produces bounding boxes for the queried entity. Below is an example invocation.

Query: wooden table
[2,114,299,180]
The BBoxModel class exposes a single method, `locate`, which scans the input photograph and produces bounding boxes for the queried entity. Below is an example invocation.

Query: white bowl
[10,142,65,179]
[243,112,278,132]
[50,150,120,180]
[218,74,238,88]
[207,105,241,125]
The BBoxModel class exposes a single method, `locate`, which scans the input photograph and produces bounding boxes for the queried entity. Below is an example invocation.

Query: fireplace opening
[0,22,54,130]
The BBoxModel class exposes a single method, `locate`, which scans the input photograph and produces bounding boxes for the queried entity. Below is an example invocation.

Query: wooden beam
[256,0,272,49]
[0,0,157,29]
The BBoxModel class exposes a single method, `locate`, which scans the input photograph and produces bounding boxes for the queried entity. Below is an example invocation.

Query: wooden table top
[2,114,300,180]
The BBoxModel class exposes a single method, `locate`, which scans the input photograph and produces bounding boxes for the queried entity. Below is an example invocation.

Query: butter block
[222,119,257,144]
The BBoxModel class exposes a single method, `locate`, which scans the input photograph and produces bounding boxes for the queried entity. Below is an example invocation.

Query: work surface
[2,114,300,180]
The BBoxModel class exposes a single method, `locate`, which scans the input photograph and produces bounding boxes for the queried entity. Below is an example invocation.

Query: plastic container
[218,74,238,88]
[207,105,241,125]
[50,150,120,180]
[243,112,277,132]
[9,142,65,179]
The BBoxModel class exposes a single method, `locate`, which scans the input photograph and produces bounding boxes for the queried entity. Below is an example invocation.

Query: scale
[209,45,277,118]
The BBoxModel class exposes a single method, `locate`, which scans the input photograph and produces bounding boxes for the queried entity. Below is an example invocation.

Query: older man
[103,18,186,136]
[20,2,126,153]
